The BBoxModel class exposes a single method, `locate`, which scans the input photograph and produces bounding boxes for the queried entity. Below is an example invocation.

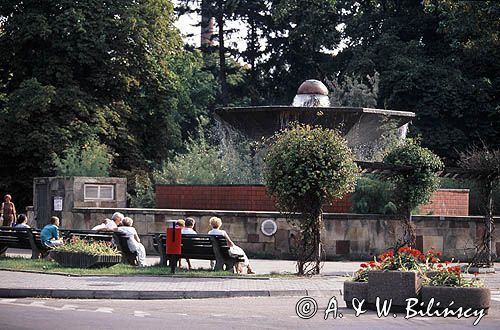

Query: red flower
[437,264,443,268]
[474,272,479,277]
[419,255,425,261]
[431,257,438,263]
[387,251,394,257]
[436,252,442,256]
[360,263,368,268]
[444,260,451,265]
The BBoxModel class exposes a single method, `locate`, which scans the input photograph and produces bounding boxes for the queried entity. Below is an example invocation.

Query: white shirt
[182,228,197,234]
[92,219,116,231]
[117,226,137,238]
[208,228,227,236]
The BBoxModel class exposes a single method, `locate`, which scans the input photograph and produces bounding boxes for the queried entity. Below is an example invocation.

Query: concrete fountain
[215,79,415,161]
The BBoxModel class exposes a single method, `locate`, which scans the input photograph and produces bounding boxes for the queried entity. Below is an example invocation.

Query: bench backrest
[60,229,114,243]
[154,233,231,259]
[112,232,135,254]
[0,226,32,249]
[30,229,49,251]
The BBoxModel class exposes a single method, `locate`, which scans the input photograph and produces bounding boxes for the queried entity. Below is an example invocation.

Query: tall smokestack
[200,1,214,48]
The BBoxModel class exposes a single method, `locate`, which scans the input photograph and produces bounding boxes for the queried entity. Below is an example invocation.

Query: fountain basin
[215,106,415,160]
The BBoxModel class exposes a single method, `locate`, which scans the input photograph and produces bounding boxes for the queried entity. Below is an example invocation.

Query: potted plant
[50,237,121,268]
[345,247,443,309]
[421,265,491,313]
[343,261,375,307]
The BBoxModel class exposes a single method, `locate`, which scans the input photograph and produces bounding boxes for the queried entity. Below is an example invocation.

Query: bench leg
[169,255,179,274]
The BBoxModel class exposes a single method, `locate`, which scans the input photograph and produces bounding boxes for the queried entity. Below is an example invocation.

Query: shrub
[52,137,112,177]
[384,139,443,245]
[350,176,397,214]
[153,134,261,185]
[128,174,155,208]
[264,123,358,274]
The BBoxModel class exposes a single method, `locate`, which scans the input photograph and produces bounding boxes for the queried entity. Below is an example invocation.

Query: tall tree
[336,0,500,162]
[258,0,341,103]
[0,0,211,208]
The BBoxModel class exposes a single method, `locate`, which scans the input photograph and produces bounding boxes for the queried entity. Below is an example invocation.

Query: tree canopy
[0,0,214,207]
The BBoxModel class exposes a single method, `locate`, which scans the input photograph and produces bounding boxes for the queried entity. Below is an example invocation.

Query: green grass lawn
[0,256,287,277]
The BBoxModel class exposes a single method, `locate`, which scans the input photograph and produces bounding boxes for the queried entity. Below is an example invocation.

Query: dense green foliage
[0,0,498,211]
[0,0,215,207]
[336,0,500,162]
[52,137,112,177]
[154,134,261,185]
[383,140,443,215]
[177,0,499,163]
[350,176,396,215]
[264,124,358,214]
[264,123,358,274]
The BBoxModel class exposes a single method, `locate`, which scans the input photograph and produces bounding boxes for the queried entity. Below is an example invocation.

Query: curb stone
[0,288,332,300]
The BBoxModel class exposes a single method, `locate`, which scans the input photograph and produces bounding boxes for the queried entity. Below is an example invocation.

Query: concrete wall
[155,185,469,216]
[71,207,498,262]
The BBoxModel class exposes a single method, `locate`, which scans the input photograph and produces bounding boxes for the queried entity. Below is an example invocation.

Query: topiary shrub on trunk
[264,123,358,275]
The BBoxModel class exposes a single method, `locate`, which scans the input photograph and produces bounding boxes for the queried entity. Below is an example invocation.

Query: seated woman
[14,214,30,228]
[117,217,147,267]
[207,217,255,274]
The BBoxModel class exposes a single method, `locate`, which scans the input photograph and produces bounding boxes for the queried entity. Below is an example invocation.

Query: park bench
[0,226,50,259]
[112,232,139,266]
[153,233,245,272]
[60,229,114,244]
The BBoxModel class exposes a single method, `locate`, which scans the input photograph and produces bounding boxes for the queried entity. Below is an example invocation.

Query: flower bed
[50,237,121,268]
[344,246,490,312]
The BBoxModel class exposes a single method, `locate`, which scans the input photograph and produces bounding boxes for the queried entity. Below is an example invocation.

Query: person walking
[1,194,16,227]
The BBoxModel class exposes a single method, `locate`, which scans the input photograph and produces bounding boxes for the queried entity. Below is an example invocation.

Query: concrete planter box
[367,270,422,306]
[421,286,491,312]
[50,251,121,268]
[343,281,368,308]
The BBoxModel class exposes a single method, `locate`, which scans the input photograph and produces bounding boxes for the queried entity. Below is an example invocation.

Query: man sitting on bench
[40,216,64,248]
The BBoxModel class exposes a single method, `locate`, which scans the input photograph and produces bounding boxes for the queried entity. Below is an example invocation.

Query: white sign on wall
[53,196,63,211]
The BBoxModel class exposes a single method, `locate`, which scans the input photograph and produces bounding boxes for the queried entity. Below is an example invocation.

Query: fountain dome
[297,79,328,95]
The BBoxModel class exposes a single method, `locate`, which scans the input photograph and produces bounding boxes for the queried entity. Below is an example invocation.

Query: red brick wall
[155,185,351,213]
[418,189,469,216]
[155,185,469,216]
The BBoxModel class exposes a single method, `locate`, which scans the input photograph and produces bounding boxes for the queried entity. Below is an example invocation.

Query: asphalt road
[0,296,499,330]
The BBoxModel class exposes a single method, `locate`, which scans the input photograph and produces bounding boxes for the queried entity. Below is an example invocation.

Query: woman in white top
[117,217,147,267]
[208,217,255,274]
[14,214,30,228]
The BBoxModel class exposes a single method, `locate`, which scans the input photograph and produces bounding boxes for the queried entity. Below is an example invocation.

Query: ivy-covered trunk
[297,206,323,275]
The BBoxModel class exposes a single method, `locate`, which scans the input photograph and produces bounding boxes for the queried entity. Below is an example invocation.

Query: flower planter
[343,281,368,308]
[421,286,491,313]
[50,251,121,268]
[367,270,422,307]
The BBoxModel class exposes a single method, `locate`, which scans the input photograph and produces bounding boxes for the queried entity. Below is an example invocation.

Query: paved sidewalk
[1,249,500,300]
